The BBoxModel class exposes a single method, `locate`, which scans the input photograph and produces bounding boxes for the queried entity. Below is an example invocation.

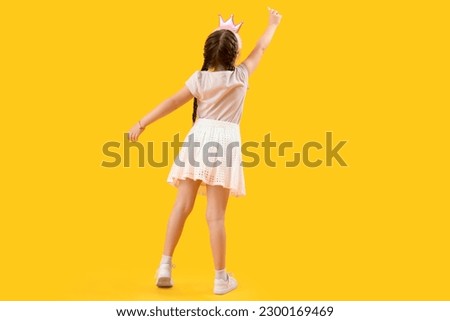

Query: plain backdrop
[0,0,449,300]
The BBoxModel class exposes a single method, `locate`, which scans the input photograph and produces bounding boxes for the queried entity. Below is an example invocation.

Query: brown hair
[192,29,240,123]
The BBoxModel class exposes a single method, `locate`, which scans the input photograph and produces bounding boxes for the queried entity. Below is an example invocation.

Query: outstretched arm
[128,86,193,141]
[242,7,282,75]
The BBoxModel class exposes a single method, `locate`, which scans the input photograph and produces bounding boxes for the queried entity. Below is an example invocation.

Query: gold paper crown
[218,14,243,33]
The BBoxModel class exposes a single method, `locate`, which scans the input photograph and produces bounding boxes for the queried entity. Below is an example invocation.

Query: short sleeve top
[185,64,249,124]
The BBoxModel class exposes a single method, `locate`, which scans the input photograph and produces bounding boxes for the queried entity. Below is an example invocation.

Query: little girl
[128,7,282,295]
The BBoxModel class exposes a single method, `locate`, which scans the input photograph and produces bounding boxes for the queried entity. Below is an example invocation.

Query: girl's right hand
[128,122,145,142]
[268,7,282,26]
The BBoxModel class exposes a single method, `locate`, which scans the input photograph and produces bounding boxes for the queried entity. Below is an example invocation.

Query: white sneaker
[155,263,174,288]
[214,273,238,295]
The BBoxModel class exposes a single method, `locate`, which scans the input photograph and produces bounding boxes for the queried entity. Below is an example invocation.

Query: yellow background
[1,0,449,300]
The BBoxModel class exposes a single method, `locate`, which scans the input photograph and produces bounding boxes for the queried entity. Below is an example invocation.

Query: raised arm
[128,86,193,141]
[242,7,282,75]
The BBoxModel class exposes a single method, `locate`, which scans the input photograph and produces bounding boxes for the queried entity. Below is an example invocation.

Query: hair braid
[192,60,209,123]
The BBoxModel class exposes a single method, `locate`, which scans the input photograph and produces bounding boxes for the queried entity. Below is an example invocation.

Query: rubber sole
[214,284,238,295]
[156,277,173,288]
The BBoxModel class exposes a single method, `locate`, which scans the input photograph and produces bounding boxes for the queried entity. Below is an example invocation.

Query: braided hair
[192,29,240,123]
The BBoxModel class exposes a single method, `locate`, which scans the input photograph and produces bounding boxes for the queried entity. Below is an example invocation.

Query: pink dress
[167,64,249,197]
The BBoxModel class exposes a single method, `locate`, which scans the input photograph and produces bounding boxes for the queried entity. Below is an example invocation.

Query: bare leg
[162,178,201,256]
[205,185,231,270]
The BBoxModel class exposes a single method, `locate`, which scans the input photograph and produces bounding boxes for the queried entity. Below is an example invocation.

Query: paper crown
[218,14,243,33]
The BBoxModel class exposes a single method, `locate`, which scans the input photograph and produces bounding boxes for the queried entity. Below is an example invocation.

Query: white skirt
[167,118,246,197]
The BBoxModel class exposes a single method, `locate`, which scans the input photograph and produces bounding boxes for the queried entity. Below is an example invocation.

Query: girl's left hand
[128,123,145,142]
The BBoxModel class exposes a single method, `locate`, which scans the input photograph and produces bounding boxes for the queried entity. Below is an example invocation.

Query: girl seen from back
[128,7,282,295]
